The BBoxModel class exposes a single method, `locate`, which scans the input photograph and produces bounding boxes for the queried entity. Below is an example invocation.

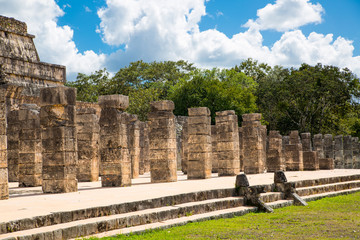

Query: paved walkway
[1,169,360,223]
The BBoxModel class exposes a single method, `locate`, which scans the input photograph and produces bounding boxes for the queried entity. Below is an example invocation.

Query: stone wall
[267,130,285,172]
[285,131,303,171]
[0,87,8,200]
[334,135,344,169]
[6,109,19,182]
[148,101,177,183]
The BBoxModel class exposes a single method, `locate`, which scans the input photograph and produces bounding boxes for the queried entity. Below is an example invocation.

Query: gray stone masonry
[300,133,312,152]
[187,107,212,179]
[351,137,360,169]
[324,134,334,159]
[215,110,240,176]
[7,110,19,182]
[267,130,285,172]
[144,121,151,173]
[181,118,189,174]
[211,125,218,173]
[139,121,149,175]
[343,136,353,169]
[238,127,244,172]
[99,95,131,187]
[40,86,78,193]
[148,100,177,183]
[128,115,141,179]
[313,134,324,158]
[285,131,303,171]
[76,107,100,182]
[319,158,334,170]
[303,151,319,170]
[18,104,42,187]
[334,135,344,168]
[0,87,8,200]
[242,113,266,174]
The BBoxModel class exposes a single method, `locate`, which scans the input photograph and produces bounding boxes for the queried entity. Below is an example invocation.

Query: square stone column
[267,130,285,172]
[187,107,212,179]
[7,110,19,182]
[0,87,8,200]
[40,86,78,193]
[303,152,319,170]
[300,133,312,152]
[319,158,334,170]
[313,134,324,158]
[18,104,42,187]
[99,95,131,187]
[215,110,240,176]
[139,121,149,175]
[211,125,218,173]
[241,113,266,174]
[324,134,334,159]
[352,137,360,169]
[76,107,100,182]
[238,127,244,172]
[181,118,189,174]
[285,131,303,171]
[343,136,353,169]
[334,135,344,168]
[127,114,141,179]
[148,101,177,183]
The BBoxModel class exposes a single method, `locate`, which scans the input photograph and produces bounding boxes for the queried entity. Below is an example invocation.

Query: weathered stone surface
[187,107,212,179]
[238,127,244,172]
[99,95,131,187]
[148,101,177,183]
[334,135,344,169]
[303,151,319,170]
[0,87,8,200]
[267,131,285,172]
[215,111,240,176]
[139,121,149,174]
[128,115,141,179]
[319,158,334,170]
[300,133,312,152]
[7,110,19,182]
[18,104,42,187]
[343,135,353,169]
[40,86,78,193]
[98,95,129,110]
[324,134,334,159]
[352,137,360,169]
[313,134,324,159]
[285,131,303,171]
[242,113,266,174]
[76,106,100,182]
[181,118,189,174]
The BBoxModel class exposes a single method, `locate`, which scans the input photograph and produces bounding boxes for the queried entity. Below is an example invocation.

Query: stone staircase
[1,174,360,240]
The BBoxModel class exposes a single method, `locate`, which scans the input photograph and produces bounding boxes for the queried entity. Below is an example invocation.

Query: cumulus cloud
[244,0,324,32]
[0,0,105,80]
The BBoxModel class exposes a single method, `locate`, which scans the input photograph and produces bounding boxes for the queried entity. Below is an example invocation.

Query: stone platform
[1,169,360,239]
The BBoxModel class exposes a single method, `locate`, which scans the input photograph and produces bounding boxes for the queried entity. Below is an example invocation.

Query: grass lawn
[88,192,360,240]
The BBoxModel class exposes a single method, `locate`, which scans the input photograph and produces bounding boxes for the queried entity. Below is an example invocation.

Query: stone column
[99,95,131,187]
[139,121,149,175]
[334,135,344,168]
[127,114,140,179]
[301,133,312,152]
[343,136,353,169]
[238,127,244,172]
[40,86,78,193]
[7,110,19,182]
[0,87,8,200]
[313,134,324,158]
[18,104,42,187]
[144,121,151,173]
[266,130,285,172]
[211,125,218,173]
[181,118,189,174]
[242,113,266,174]
[285,131,303,171]
[187,107,212,179]
[148,101,177,183]
[76,107,100,182]
[352,137,360,169]
[319,158,334,170]
[215,110,240,176]
[324,134,334,159]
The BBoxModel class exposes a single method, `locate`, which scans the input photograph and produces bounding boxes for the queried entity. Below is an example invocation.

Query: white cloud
[0,0,105,80]
[84,6,92,13]
[244,0,324,32]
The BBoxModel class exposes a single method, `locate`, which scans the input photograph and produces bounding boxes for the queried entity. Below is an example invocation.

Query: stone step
[296,180,360,196]
[0,188,235,235]
[0,197,244,240]
[86,187,360,239]
[293,174,360,188]
[259,192,283,203]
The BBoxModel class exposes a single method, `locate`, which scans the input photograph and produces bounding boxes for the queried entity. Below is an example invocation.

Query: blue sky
[0,0,359,81]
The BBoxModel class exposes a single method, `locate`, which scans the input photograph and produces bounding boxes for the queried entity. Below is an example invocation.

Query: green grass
[88,192,360,240]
